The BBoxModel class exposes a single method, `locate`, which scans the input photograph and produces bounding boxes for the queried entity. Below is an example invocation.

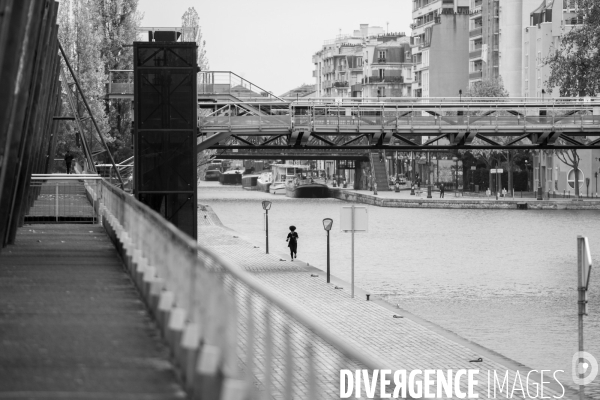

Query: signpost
[576,236,593,400]
[341,205,368,298]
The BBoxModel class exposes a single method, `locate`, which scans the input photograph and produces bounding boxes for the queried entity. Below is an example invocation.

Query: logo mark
[572,351,598,385]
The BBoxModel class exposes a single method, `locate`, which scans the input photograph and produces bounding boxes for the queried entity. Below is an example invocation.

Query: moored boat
[285,178,329,198]
[269,164,309,195]
[257,171,273,193]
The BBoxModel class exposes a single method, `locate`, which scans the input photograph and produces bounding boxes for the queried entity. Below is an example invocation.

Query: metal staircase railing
[198,71,287,102]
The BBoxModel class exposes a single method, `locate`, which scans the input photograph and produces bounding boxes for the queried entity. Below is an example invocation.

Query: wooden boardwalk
[0,224,184,399]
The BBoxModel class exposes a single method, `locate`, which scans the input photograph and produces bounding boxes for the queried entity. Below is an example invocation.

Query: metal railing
[95,179,390,398]
[198,71,286,102]
[107,70,134,96]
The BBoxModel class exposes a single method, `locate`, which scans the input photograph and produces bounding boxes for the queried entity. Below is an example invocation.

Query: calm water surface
[199,187,600,387]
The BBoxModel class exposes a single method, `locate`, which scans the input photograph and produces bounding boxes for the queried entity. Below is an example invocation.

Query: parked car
[204,166,221,181]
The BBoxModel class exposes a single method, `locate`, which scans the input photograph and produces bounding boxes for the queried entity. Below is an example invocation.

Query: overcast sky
[138,0,414,95]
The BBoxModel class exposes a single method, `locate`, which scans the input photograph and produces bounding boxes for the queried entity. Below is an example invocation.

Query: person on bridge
[286,225,299,261]
[64,150,74,174]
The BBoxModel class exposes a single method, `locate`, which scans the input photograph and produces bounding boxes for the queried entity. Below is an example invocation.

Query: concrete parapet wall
[329,188,600,210]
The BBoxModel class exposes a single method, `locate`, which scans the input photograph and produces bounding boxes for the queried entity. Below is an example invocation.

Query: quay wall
[329,188,600,210]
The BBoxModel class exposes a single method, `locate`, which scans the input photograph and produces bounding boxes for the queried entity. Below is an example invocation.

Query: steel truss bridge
[198,97,600,157]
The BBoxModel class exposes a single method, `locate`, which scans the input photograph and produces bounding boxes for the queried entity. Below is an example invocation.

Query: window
[378,51,386,60]
[567,169,584,189]
[377,87,386,97]
[379,69,385,79]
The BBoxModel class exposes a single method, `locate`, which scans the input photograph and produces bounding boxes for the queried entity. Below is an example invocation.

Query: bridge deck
[0,225,184,399]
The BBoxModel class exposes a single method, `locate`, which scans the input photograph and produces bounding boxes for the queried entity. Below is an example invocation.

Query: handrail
[96,179,393,398]
[198,71,287,102]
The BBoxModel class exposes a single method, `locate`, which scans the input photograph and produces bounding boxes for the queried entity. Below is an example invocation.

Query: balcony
[469,70,483,79]
[333,81,349,88]
[377,58,387,64]
[351,84,363,92]
[323,80,332,89]
[362,76,405,84]
[469,27,482,38]
[469,49,482,59]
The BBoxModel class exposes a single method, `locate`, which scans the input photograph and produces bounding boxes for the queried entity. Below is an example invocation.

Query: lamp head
[262,201,272,211]
[322,218,333,231]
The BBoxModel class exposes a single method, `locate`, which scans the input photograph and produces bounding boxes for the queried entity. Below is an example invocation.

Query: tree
[181,7,209,70]
[554,147,583,198]
[546,0,600,96]
[57,0,111,166]
[57,0,141,168]
[466,77,509,98]
[96,0,141,162]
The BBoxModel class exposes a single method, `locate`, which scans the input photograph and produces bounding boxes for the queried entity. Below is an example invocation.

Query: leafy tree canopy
[465,77,509,98]
[546,0,600,96]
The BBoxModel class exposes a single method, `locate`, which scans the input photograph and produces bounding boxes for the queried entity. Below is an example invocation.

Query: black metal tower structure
[133,39,197,239]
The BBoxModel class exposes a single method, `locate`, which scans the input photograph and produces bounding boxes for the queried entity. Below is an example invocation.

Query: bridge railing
[96,179,390,398]
[198,71,287,102]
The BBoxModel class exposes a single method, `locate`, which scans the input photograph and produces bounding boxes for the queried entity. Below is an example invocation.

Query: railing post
[55,184,59,222]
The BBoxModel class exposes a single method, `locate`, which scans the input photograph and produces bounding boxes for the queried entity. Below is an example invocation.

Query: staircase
[369,151,391,191]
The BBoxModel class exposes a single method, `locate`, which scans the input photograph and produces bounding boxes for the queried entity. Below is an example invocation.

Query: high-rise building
[470,0,539,95]
[312,24,413,98]
[523,0,581,98]
[411,0,471,97]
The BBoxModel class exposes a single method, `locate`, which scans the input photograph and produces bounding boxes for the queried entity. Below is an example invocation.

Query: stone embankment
[329,188,600,210]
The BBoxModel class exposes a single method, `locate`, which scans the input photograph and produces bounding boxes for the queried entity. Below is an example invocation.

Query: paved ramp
[0,225,184,399]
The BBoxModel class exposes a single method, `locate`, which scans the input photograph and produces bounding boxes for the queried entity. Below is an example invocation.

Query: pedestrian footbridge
[106,70,600,152]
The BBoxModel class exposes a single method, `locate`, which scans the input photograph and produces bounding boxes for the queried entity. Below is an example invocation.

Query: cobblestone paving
[199,223,584,400]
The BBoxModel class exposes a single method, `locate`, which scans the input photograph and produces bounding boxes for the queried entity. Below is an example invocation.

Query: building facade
[312,24,413,98]
[411,0,471,97]
[468,0,539,95]
[522,0,581,98]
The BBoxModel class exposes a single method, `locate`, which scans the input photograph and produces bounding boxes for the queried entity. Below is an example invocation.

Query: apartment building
[411,0,471,97]
[523,0,581,98]
[468,0,539,95]
[312,24,413,98]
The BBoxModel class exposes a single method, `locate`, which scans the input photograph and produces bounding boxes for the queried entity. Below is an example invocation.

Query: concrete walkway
[197,210,585,400]
[0,225,184,399]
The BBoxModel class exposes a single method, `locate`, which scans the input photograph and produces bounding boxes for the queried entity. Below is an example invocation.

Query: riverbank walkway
[0,224,184,399]
[198,206,586,400]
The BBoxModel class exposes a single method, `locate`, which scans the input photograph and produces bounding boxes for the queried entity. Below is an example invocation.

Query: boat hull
[257,180,272,193]
[285,184,329,198]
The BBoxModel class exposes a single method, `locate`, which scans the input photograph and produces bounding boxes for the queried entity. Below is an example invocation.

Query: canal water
[199,186,599,390]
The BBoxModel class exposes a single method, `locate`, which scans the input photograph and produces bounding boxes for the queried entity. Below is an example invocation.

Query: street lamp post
[525,160,529,192]
[262,201,272,254]
[322,218,333,283]
[537,151,543,200]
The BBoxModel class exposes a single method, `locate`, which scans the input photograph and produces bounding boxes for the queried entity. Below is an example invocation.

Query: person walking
[440,183,445,198]
[64,150,74,174]
[286,225,299,261]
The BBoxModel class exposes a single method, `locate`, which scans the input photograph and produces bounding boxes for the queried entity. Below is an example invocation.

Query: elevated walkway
[0,224,184,399]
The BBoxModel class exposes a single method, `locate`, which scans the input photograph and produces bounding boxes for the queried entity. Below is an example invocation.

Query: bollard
[373,182,378,196]
[366,294,370,301]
